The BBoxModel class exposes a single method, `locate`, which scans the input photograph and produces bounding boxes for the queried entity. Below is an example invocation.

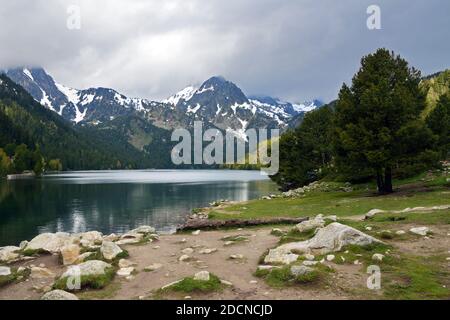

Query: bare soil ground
[1,221,448,300]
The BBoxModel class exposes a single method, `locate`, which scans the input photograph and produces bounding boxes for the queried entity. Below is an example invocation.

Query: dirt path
[114,228,351,300]
[1,223,448,300]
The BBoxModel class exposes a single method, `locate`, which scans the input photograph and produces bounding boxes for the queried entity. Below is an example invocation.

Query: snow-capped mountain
[5,68,321,137]
[4,67,153,124]
[163,76,322,137]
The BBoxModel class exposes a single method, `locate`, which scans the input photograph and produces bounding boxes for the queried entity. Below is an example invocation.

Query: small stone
[257,265,280,271]
[184,296,192,300]
[249,280,258,284]
[153,246,160,249]
[365,227,373,231]
[194,271,210,281]
[396,230,406,235]
[290,265,313,277]
[304,254,315,261]
[0,266,11,276]
[117,267,135,277]
[138,296,145,300]
[354,260,361,265]
[199,248,217,254]
[100,241,123,261]
[144,263,163,272]
[182,248,194,254]
[125,275,135,281]
[340,256,346,262]
[39,263,46,268]
[30,267,55,279]
[372,254,385,262]
[224,241,234,246]
[229,254,244,260]
[220,280,233,286]
[118,259,136,268]
[410,227,430,236]
[179,255,190,262]
[326,255,335,262]
[192,230,201,236]
[303,261,318,266]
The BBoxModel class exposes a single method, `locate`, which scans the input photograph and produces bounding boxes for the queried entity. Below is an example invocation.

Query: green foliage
[420,69,450,116]
[426,94,450,159]
[161,274,223,294]
[333,49,437,193]
[53,267,116,291]
[0,74,172,172]
[271,105,334,190]
[47,159,63,171]
[0,148,12,177]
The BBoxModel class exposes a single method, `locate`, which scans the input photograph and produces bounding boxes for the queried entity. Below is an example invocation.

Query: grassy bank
[208,173,449,221]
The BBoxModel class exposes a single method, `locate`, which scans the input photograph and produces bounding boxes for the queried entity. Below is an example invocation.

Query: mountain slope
[0,74,162,170]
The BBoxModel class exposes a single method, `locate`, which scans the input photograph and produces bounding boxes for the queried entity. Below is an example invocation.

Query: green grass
[209,174,449,221]
[76,282,121,300]
[0,267,30,288]
[21,248,49,257]
[53,267,116,291]
[383,255,450,300]
[159,274,223,294]
[277,229,316,245]
[256,264,331,288]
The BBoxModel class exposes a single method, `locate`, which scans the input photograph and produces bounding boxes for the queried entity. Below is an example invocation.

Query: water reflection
[0,170,277,246]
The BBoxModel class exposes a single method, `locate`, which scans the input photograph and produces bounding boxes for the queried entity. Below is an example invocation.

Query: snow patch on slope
[23,68,34,81]
[55,82,80,105]
[163,85,198,106]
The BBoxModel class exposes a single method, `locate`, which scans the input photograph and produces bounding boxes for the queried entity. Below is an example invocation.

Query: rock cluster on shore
[0,225,158,299]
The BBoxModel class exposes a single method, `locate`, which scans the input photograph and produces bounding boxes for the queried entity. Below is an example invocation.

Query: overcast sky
[0,0,448,103]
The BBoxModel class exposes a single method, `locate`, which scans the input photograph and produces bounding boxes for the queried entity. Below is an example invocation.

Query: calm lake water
[0,170,277,246]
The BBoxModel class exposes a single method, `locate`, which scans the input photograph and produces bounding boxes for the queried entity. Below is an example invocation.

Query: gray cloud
[0,0,448,103]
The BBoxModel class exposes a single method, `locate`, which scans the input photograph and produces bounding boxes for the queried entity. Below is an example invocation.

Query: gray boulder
[41,290,79,300]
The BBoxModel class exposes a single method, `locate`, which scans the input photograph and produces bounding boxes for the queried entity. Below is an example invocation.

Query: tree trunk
[376,170,384,193]
[384,166,393,193]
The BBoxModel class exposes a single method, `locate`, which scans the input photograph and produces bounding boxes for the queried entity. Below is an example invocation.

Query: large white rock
[266,223,382,263]
[116,233,144,245]
[0,246,21,262]
[295,215,325,233]
[41,290,79,300]
[61,260,112,278]
[365,209,385,219]
[410,227,430,236]
[100,241,123,260]
[129,226,155,234]
[194,271,210,281]
[60,244,80,265]
[0,266,11,276]
[25,233,76,253]
[264,249,299,265]
[78,231,103,247]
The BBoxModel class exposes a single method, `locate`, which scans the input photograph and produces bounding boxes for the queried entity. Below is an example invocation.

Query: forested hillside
[0,75,164,175]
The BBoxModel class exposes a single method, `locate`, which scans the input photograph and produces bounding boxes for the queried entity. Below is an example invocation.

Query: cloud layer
[1,0,448,102]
